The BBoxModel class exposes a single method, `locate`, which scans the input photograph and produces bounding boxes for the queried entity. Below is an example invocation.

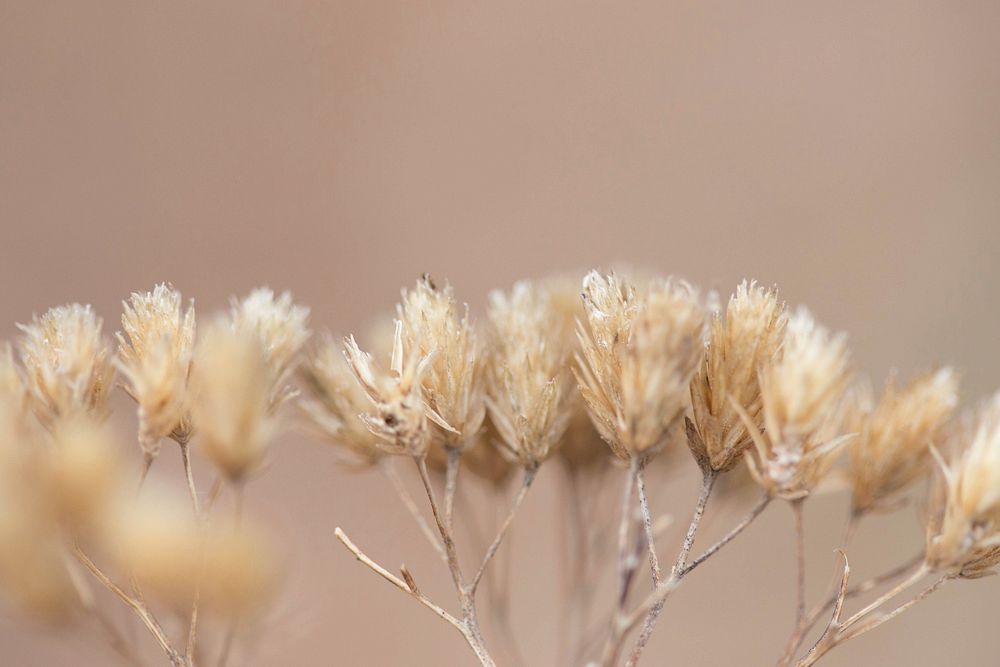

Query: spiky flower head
[576,271,705,461]
[343,322,443,458]
[17,304,115,427]
[849,368,957,515]
[116,284,196,459]
[190,322,276,483]
[396,275,486,451]
[689,281,787,472]
[742,308,852,500]
[230,288,310,407]
[300,334,384,468]
[926,393,1000,574]
[486,280,573,469]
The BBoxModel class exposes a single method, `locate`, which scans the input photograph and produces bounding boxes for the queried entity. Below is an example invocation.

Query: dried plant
[0,271,994,667]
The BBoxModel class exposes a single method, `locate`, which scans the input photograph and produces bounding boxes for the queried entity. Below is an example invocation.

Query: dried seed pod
[690,281,787,472]
[17,304,115,427]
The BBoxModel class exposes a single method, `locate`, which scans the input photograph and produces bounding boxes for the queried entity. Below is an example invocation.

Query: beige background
[2,1,1000,665]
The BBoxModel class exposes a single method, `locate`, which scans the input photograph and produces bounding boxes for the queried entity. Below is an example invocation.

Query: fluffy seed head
[17,304,115,426]
[116,284,196,456]
[690,281,787,472]
[485,281,573,469]
[230,288,310,407]
[191,322,275,483]
[743,308,852,500]
[576,272,705,461]
[396,275,486,451]
[850,368,958,514]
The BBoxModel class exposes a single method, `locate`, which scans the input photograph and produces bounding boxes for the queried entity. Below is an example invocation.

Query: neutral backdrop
[2,1,1000,665]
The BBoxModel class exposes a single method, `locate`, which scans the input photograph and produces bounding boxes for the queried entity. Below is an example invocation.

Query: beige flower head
[191,321,276,483]
[300,334,384,468]
[689,281,787,472]
[850,368,958,515]
[576,271,705,461]
[396,275,486,450]
[485,280,573,469]
[742,307,852,500]
[116,283,196,458]
[926,393,1000,573]
[343,322,442,458]
[17,304,115,427]
[230,288,311,406]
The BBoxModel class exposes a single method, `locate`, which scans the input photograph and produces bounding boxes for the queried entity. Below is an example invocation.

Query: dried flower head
[116,284,196,459]
[486,281,573,469]
[742,308,852,500]
[850,368,958,514]
[17,304,115,426]
[191,322,276,483]
[396,275,486,451]
[343,322,443,458]
[300,334,384,468]
[690,281,787,472]
[576,272,705,461]
[230,288,310,406]
[926,393,1000,573]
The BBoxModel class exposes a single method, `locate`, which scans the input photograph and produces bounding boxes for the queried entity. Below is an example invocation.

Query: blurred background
[2,1,999,665]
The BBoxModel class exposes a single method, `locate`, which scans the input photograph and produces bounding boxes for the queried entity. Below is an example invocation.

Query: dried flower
[300,334,384,467]
[690,281,787,472]
[741,308,852,500]
[230,288,310,406]
[17,304,115,426]
[44,416,122,533]
[343,322,442,458]
[926,393,1000,573]
[485,281,573,469]
[849,368,958,514]
[396,275,486,451]
[191,322,275,483]
[116,284,196,459]
[576,272,705,461]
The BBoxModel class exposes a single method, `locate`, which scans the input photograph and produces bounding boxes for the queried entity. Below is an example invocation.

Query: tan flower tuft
[575,271,705,461]
[300,334,384,468]
[690,281,787,472]
[191,322,276,483]
[926,393,1000,573]
[485,280,573,469]
[742,308,852,500]
[116,283,196,459]
[230,288,311,407]
[17,304,115,427]
[396,275,486,451]
[343,322,440,458]
[850,368,958,514]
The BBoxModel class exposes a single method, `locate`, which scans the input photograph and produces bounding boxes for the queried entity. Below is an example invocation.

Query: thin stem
[626,469,717,667]
[839,564,930,630]
[793,499,807,627]
[180,443,200,514]
[415,456,466,594]
[470,467,537,594]
[216,485,246,667]
[444,447,461,535]
[635,462,662,586]
[840,575,950,642]
[680,492,771,577]
[615,459,640,611]
[381,459,446,562]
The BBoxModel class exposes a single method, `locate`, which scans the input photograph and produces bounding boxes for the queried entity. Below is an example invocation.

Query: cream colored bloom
[17,304,115,426]
[742,308,852,500]
[396,276,485,451]
[850,368,957,514]
[690,281,787,472]
[926,393,1000,573]
[575,271,705,461]
[191,322,275,482]
[116,284,196,459]
[230,288,310,406]
[486,281,573,469]
[343,321,442,458]
[300,334,383,467]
